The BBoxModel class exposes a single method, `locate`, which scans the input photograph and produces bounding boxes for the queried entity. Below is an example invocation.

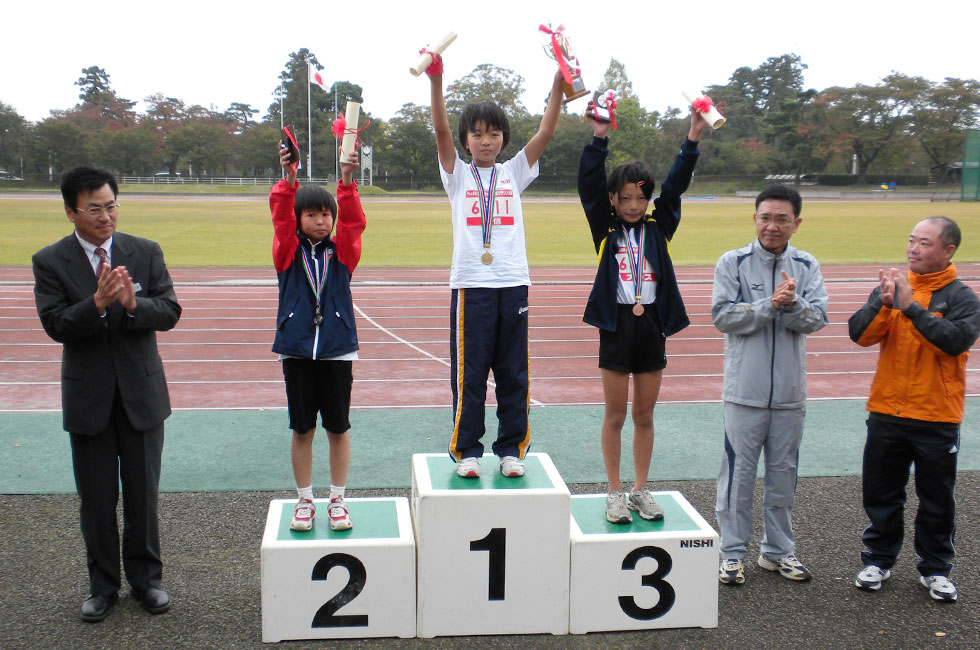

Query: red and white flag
[309,63,328,91]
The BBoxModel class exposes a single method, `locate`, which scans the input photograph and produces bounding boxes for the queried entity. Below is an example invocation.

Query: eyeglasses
[75,202,120,218]
[756,214,795,226]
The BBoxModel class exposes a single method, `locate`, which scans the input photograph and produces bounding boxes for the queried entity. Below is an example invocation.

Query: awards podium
[260,497,416,642]
[260,453,718,641]
[411,453,571,637]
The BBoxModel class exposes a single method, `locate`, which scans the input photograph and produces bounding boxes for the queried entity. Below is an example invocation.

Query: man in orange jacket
[848,217,980,603]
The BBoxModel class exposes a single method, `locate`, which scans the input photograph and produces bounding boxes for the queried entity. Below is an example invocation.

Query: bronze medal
[632,303,644,317]
[481,251,493,265]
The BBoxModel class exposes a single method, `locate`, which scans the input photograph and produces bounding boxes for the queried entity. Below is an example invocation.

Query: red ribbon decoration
[332,114,372,160]
[604,91,618,130]
[538,24,574,85]
[692,94,727,120]
[691,95,714,114]
[419,49,443,76]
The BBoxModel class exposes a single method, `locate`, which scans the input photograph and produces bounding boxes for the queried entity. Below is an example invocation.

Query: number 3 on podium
[619,545,676,620]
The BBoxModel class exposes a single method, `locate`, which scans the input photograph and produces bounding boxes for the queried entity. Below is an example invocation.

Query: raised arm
[523,70,565,167]
[577,112,612,252]
[335,151,366,275]
[427,54,456,174]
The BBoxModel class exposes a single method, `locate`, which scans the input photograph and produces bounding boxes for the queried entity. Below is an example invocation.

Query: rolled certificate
[340,101,361,164]
[410,32,457,76]
[682,89,726,129]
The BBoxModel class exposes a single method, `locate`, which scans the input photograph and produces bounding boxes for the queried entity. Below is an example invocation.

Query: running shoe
[855,565,891,591]
[499,456,525,477]
[605,490,632,524]
[719,558,745,585]
[290,498,315,531]
[758,554,812,581]
[920,575,957,602]
[328,497,352,531]
[456,456,481,478]
[628,487,665,520]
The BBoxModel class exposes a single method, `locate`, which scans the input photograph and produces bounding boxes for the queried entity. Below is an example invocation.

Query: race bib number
[466,189,515,226]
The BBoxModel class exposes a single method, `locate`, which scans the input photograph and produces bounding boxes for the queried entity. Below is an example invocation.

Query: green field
[2,194,977,267]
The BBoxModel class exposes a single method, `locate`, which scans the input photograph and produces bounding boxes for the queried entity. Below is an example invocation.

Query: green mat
[2,400,978,494]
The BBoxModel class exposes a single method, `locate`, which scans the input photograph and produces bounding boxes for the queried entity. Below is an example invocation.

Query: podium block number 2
[311,553,369,628]
[618,545,675,620]
[470,528,506,600]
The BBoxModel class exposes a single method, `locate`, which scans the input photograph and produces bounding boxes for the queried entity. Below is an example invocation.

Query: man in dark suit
[32,166,181,622]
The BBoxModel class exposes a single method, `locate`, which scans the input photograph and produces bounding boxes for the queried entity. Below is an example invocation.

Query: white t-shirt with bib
[614,226,658,305]
[440,149,538,289]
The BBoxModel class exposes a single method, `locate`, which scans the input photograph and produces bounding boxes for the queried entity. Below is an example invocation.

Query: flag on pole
[309,63,328,91]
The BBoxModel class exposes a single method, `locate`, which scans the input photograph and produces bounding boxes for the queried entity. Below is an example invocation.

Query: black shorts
[282,358,353,434]
[598,304,667,373]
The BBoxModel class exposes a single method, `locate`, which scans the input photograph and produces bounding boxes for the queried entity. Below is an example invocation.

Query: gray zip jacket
[711,239,829,409]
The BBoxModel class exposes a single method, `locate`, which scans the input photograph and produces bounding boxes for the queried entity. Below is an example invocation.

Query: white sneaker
[290,498,315,532]
[327,497,352,531]
[920,575,957,602]
[719,558,745,585]
[456,456,481,478]
[628,488,664,520]
[499,456,525,477]
[855,565,891,591]
[605,491,632,524]
[758,554,812,581]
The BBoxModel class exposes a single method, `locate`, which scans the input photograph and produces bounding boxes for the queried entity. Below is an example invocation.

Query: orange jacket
[848,263,980,423]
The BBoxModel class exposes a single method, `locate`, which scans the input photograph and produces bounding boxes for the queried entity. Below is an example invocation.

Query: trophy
[539,23,588,103]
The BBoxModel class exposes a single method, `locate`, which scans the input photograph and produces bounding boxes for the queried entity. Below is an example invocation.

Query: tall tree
[597,59,636,99]
[33,118,91,175]
[910,77,980,172]
[445,64,528,118]
[0,102,29,175]
[381,103,439,189]
[75,66,135,124]
[818,73,930,183]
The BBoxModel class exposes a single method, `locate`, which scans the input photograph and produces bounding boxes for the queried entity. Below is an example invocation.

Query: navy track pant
[448,286,531,461]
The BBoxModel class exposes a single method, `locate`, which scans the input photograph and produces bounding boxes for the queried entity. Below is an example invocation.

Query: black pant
[861,416,959,577]
[69,389,164,597]
[448,286,530,461]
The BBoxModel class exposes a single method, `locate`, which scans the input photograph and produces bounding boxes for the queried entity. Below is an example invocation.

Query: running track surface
[3,264,980,412]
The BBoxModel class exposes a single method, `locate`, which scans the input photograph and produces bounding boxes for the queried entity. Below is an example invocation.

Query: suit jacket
[32,232,182,434]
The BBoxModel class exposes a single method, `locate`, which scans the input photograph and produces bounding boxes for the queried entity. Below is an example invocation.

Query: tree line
[1,52,976,189]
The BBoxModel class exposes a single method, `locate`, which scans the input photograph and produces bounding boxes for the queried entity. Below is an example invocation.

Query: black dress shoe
[132,587,171,614]
[81,593,118,622]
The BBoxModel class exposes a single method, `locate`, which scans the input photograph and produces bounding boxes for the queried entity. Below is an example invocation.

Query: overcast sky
[3,0,976,124]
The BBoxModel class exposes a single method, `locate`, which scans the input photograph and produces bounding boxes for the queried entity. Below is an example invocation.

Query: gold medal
[632,303,644,317]
[481,251,493,265]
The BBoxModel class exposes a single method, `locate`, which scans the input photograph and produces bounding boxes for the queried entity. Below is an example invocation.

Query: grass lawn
[2,194,977,267]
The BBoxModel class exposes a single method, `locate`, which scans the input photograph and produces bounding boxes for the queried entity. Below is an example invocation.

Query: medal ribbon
[622,224,645,304]
[300,240,330,306]
[468,161,497,250]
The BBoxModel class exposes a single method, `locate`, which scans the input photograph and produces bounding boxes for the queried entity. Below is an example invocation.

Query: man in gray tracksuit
[711,185,829,586]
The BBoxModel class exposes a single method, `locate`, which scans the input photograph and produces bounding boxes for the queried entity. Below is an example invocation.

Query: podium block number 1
[470,528,506,600]
[311,553,369,628]
[619,545,676,620]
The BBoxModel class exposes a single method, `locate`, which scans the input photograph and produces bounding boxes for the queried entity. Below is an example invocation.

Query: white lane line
[352,302,548,408]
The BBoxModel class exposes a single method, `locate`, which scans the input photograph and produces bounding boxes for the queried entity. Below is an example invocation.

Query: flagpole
[334,85,339,183]
[307,64,313,182]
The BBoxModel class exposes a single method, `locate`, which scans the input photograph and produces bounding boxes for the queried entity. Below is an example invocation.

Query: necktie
[95,247,108,278]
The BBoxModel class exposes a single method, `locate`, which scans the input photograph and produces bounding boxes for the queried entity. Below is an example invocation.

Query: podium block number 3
[619,545,675,620]
[470,528,506,600]
[311,553,369,628]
